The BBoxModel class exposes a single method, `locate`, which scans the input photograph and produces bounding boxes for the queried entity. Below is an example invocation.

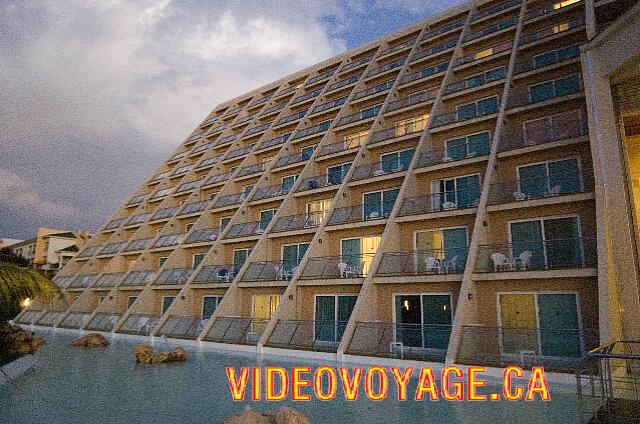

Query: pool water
[0,331,580,423]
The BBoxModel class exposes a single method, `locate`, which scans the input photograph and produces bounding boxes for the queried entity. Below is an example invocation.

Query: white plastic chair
[518,250,533,270]
[548,185,561,196]
[338,262,349,278]
[513,191,528,201]
[137,317,150,332]
[491,252,508,271]
[445,255,459,273]
[442,201,457,210]
[425,257,442,273]
[367,211,381,220]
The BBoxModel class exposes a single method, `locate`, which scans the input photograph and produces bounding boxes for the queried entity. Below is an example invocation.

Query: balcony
[215,133,239,146]
[325,74,360,93]
[370,118,427,144]
[336,106,382,128]
[465,18,517,42]
[150,171,170,182]
[430,102,499,128]
[85,313,122,332]
[339,55,373,73]
[196,155,222,169]
[123,238,152,252]
[224,221,264,239]
[175,180,201,193]
[526,1,583,21]
[209,123,228,134]
[457,325,598,370]
[213,192,246,208]
[519,17,585,45]
[275,109,307,127]
[271,212,324,232]
[296,171,347,192]
[36,311,65,327]
[400,62,449,86]
[265,320,349,352]
[378,37,417,57]
[117,314,161,336]
[410,39,457,62]
[472,0,521,21]
[257,134,289,151]
[99,242,124,255]
[350,160,410,182]
[251,183,290,201]
[103,218,125,230]
[507,77,583,109]
[202,317,267,345]
[386,87,438,112]
[193,264,237,283]
[416,141,491,168]
[237,162,267,178]
[327,205,390,226]
[68,274,98,288]
[292,122,331,141]
[311,96,346,114]
[347,322,451,362]
[398,189,481,216]
[184,228,220,244]
[456,40,512,67]
[125,213,150,226]
[365,58,405,79]
[178,200,209,216]
[241,260,299,282]
[273,151,311,169]
[94,272,125,288]
[190,141,214,155]
[151,234,185,249]
[422,19,465,39]
[156,316,208,340]
[244,121,272,137]
[77,246,100,258]
[15,310,42,325]
[290,88,322,106]
[351,80,394,101]
[488,169,593,205]
[248,94,272,108]
[168,151,187,163]
[234,113,257,126]
[499,118,587,152]
[376,249,468,276]
[306,69,336,86]
[301,254,376,279]
[151,206,178,221]
[52,276,73,288]
[58,312,92,329]
[127,194,148,206]
[150,188,173,200]
[204,171,234,186]
[121,271,156,287]
[260,101,288,116]
[224,144,254,161]
[317,135,364,157]
[155,267,194,285]
[444,70,506,96]
[474,238,597,273]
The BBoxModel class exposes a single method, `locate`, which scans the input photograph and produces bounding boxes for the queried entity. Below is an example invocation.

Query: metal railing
[520,17,585,45]
[94,272,126,288]
[251,183,289,201]
[266,320,350,352]
[185,228,220,244]
[155,267,194,285]
[457,325,599,371]
[398,189,481,216]
[365,58,405,78]
[386,87,438,112]
[240,260,300,282]
[271,212,325,232]
[474,238,597,272]
[317,135,364,156]
[58,312,92,329]
[312,96,346,114]
[85,313,122,332]
[347,322,451,362]
[296,171,346,192]
[121,271,156,287]
[327,204,391,225]
[124,238,152,252]
[213,192,246,208]
[416,142,491,168]
[456,40,513,66]
[352,80,394,101]
[410,39,458,62]
[336,105,381,127]
[499,119,588,152]
[156,316,208,340]
[488,169,594,204]
[370,117,427,144]
[350,160,410,181]
[472,0,521,21]
[224,221,264,239]
[192,264,237,283]
[117,314,162,335]
[300,254,376,279]
[15,310,42,325]
[202,317,268,345]
[576,340,640,424]
[376,249,469,276]
[35,311,65,327]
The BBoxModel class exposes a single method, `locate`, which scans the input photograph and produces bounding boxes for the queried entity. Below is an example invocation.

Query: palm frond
[0,261,59,302]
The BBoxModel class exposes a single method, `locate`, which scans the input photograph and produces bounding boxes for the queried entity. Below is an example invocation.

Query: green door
[422,295,452,349]
[382,188,399,217]
[537,294,581,357]
[161,296,175,315]
[363,191,382,219]
[336,295,357,340]
[543,217,580,269]
[518,163,548,198]
[202,296,221,319]
[341,238,361,269]
[442,228,467,271]
[395,295,422,347]
[511,220,544,269]
[455,175,480,208]
[315,296,336,341]
[233,249,249,276]
[548,158,580,194]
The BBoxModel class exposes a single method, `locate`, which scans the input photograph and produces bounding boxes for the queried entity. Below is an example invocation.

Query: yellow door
[252,295,281,335]
[361,236,381,276]
[499,294,538,354]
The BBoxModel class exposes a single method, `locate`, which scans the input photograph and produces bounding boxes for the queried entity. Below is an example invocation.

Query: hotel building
[17,0,640,370]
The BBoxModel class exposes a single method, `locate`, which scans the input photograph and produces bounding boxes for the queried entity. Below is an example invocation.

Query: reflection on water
[0,331,579,424]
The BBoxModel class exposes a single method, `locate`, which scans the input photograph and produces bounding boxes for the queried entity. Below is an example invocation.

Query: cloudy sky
[1,0,463,239]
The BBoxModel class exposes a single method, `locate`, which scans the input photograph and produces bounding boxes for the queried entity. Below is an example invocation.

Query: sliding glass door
[394,294,452,350]
[510,217,581,270]
[315,295,358,342]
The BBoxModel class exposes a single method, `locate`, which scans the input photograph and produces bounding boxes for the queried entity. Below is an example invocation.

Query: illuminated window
[474,47,494,60]
[553,22,570,33]
[395,115,428,136]
[343,130,368,148]
[553,0,580,9]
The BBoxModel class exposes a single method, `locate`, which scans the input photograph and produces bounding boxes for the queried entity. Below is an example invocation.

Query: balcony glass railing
[99,242,124,255]
[117,314,161,336]
[155,267,194,285]
[257,134,289,150]
[507,76,583,108]
[378,38,417,57]
[266,319,348,352]
[416,141,491,168]
[121,271,157,286]
[306,69,336,85]
[168,151,187,162]
[296,171,347,192]
[15,310,42,325]
[52,276,73,288]
[152,234,185,249]
[127,194,148,205]
[251,183,290,201]
[290,88,322,105]
[465,16,517,41]
[370,117,428,144]
[150,171,170,182]
[58,312,92,329]
[318,135,364,157]
[125,213,150,226]
[292,122,331,140]
[275,109,308,126]
[410,39,457,62]
[235,113,257,126]
[274,151,311,168]
[213,192,246,208]
[260,101,288,116]
[525,0,583,20]
[327,204,390,225]
[175,180,201,193]
[488,169,593,204]
[104,218,125,230]
[347,322,452,362]
[151,206,178,221]
[326,74,361,92]
[185,228,220,244]
[209,123,228,134]
[241,260,299,282]
[237,162,267,177]
[350,160,410,181]
[472,0,521,21]
[244,121,272,137]
[205,171,234,186]
[190,142,214,155]
[444,69,506,95]
[386,87,439,112]
[422,19,465,39]
[301,254,376,279]
[271,212,325,232]
[77,246,101,258]
[377,249,468,276]
[224,144,254,161]
[196,155,222,169]
[398,188,481,216]
[339,55,373,73]
[352,80,394,101]
[94,272,126,288]
[336,105,382,127]
[193,264,237,283]
[499,118,587,152]
[431,101,499,128]
[456,40,512,66]
[178,200,209,216]
[156,316,208,340]
[215,133,239,146]
[85,313,122,332]
[519,17,585,45]
[513,45,580,75]
[68,274,98,288]
[365,58,405,78]
[225,221,264,239]
[123,238,152,252]
[202,317,267,345]
[312,97,346,114]
[457,325,598,370]
[249,94,272,108]
[36,311,65,327]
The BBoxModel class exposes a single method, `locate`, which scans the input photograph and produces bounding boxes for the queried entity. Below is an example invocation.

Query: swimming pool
[0,330,580,423]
